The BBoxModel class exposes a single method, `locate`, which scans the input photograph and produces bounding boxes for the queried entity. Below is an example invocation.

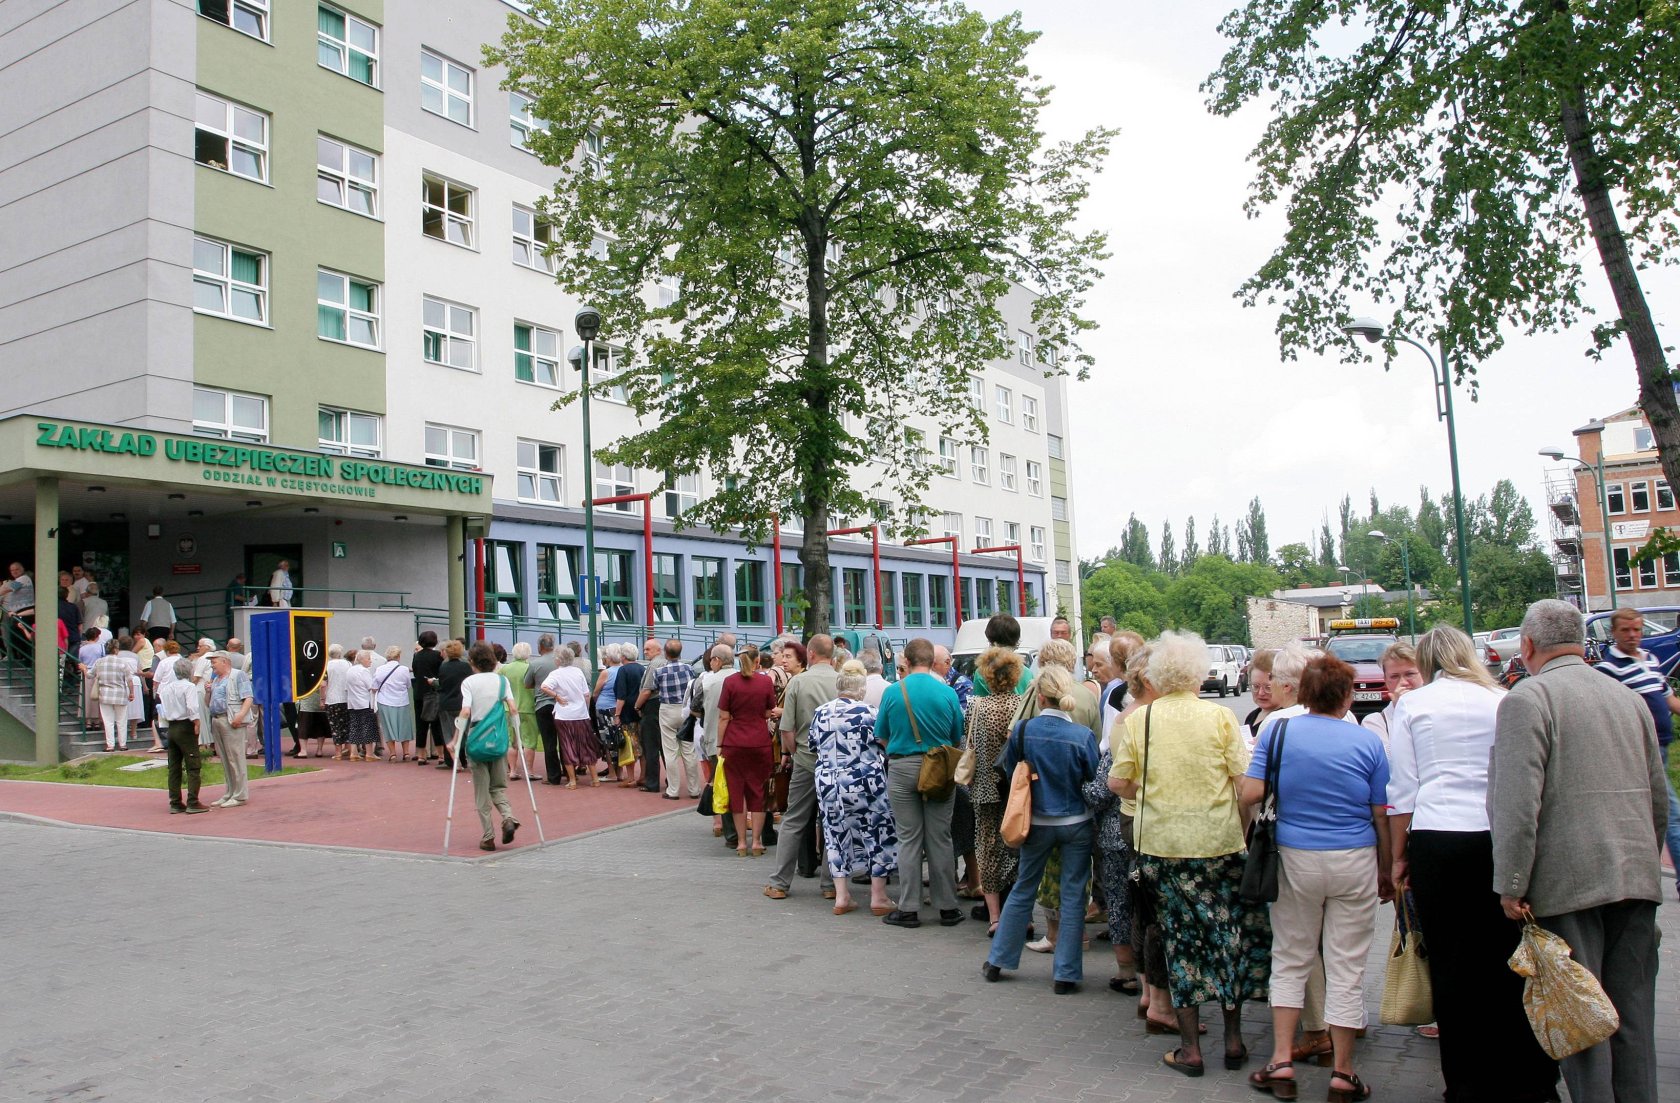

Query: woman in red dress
[716,644,778,857]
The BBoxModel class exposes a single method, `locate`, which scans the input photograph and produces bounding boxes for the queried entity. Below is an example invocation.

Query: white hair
[1146,630,1210,695]
[327,643,344,659]
[860,649,883,673]
[1271,643,1312,689]
[510,641,532,661]
[1521,599,1586,654]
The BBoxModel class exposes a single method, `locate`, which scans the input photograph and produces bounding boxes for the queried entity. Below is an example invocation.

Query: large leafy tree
[490,0,1111,636]
[1206,2,1680,491]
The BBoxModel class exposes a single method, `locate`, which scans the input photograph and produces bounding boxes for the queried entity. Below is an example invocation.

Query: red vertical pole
[473,537,486,641]
[871,526,883,630]
[1016,551,1026,615]
[772,512,783,637]
[642,502,655,628]
[953,544,964,624]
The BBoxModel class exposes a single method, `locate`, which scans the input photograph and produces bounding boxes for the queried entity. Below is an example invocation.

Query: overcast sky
[974,0,1676,561]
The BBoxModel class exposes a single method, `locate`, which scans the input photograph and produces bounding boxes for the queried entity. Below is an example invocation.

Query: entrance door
[246,544,303,607]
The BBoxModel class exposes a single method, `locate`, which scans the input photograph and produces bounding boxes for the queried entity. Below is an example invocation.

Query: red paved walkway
[0,755,692,857]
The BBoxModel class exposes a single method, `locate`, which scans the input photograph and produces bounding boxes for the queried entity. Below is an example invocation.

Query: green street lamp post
[569,306,604,663]
[1346,318,1474,635]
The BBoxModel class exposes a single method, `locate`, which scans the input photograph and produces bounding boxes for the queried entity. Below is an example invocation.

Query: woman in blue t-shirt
[1240,654,1392,1103]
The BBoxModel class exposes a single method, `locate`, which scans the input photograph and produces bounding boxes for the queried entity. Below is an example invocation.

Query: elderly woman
[591,642,621,780]
[1110,630,1269,1078]
[91,639,133,752]
[539,647,599,788]
[1389,627,1557,1103]
[717,644,778,857]
[809,659,897,915]
[695,643,735,839]
[984,665,1101,993]
[374,645,415,762]
[1242,654,1392,1102]
[322,643,352,759]
[1243,649,1278,741]
[1112,645,1175,1028]
[434,640,472,769]
[966,646,1029,932]
[1083,636,1142,996]
[611,644,643,782]
[296,684,329,758]
[500,642,535,781]
[344,649,379,761]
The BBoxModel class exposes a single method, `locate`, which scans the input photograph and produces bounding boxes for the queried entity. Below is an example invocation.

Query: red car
[1322,619,1402,718]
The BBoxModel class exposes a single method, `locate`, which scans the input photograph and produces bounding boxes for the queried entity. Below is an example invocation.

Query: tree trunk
[797,207,833,641]
[1555,28,1680,495]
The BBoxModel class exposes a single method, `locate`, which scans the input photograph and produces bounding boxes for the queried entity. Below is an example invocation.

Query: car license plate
[1353,691,1382,702]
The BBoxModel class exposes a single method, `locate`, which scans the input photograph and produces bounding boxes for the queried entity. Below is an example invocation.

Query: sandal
[1327,1071,1371,1103]
[1248,1061,1297,1100]
[1224,1043,1248,1070]
[1144,1017,1208,1035]
[1290,1032,1333,1066]
[1108,975,1142,995]
[832,901,858,915]
[1161,1048,1203,1078]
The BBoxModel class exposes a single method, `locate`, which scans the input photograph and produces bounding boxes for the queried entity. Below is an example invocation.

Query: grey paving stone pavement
[4,809,1679,1102]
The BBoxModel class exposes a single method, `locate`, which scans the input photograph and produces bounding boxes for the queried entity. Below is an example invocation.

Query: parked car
[951,616,1084,684]
[1322,618,1401,718]
[1226,644,1253,692]
[1202,644,1242,697]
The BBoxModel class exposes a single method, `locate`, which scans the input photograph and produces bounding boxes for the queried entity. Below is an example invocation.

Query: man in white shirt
[861,649,889,708]
[157,657,207,813]
[268,560,293,607]
[205,652,253,807]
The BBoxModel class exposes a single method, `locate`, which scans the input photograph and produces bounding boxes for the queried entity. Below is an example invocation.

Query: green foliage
[1118,514,1155,570]
[1158,519,1177,577]
[1080,554,1280,646]
[489,0,1112,634]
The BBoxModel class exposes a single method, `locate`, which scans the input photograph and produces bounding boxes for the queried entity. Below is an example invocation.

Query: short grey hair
[327,643,344,659]
[1146,630,1210,695]
[553,648,573,667]
[360,635,377,650]
[710,643,734,665]
[836,668,868,697]
[1522,598,1586,653]
[537,634,555,653]
[1271,643,1311,689]
[510,641,532,661]
[173,658,193,679]
[860,649,883,674]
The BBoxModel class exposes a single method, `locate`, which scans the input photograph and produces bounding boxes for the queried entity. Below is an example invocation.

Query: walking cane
[519,743,546,844]
[441,721,463,857]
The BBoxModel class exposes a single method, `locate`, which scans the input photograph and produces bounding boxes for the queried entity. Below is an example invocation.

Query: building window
[536,544,580,620]
[199,0,268,40]
[1607,483,1626,515]
[516,439,563,504]
[995,385,1013,424]
[1665,552,1680,587]
[423,423,478,470]
[997,579,1015,615]
[842,568,868,625]
[902,573,924,627]
[194,92,267,182]
[422,296,476,370]
[422,175,474,247]
[1030,526,1046,563]
[1047,433,1064,460]
[316,135,378,217]
[1659,480,1675,511]
[1022,395,1039,433]
[929,575,950,627]
[509,91,544,150]
[1025,459,1043,497]
[999,453,1017,492]
[735,561,767,626]
[1635,426,1655,450]
[975,516,993,546]
[967,375,984,411]
[596,550,634,622]
[586,343,630,403]
[1004,521,1020,546]
[693,557,725,625]
[974,576,994,618]
[594,461,636,508]
[970,446,989,485]
[511,205,553,271]
[582,129,606,176]
[941,512,962,542]
[780,563,803,628]
[880,570,898,626]
[1018,329,1034,366]
[318,4,377,86]
[1055,559,1073,585]
[1051,496,1068,522]
[959,578,974,620]
[317,406,381,456]
[485,541,524,618]
[652,554,682,624]
[1639,552,1659,588]
[316,270,379,348]
[514,322,560,386]
[192,237,266,324]
[420,48,473,126]
[1631,480,1651,512]
[937,437,959,478]
[664,472,699,519]
[193,386,268,442]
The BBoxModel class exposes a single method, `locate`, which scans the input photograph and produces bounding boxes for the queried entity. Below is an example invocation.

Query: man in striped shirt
[1597,607,1680,897]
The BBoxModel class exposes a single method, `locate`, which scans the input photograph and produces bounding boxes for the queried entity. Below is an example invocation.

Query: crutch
[516,715,546,844]
[441,717,464,856]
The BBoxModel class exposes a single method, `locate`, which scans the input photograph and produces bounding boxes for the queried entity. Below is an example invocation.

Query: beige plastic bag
[953,743,976,787]
[1508,919,1620,1060]
[1379,892,1433,1025]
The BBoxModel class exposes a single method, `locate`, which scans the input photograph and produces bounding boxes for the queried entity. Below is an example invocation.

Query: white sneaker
[1025,937,1054,953]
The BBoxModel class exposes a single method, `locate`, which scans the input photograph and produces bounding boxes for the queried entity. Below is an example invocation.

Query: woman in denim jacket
[982,665,1101,993]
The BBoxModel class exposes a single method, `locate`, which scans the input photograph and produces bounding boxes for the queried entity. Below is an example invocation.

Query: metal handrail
[0,633,90,734]
[164,585,413,644]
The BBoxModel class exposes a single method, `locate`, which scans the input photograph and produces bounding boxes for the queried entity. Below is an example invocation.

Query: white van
[1203,643,1241,697]
[951,617,1083,684]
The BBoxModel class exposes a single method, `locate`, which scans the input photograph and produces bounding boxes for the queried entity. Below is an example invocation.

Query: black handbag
[1240,718,1289,903]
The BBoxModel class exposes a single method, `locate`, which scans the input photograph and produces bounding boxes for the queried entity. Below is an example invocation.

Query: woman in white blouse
[1387,626,1557,1103]
[375,645,415,762]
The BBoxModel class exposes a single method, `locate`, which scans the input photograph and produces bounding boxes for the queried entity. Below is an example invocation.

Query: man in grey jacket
[1489,599,1666,1103]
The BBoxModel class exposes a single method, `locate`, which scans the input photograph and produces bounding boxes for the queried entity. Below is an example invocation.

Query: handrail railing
[163,586,413,644]
[0,634,90,736]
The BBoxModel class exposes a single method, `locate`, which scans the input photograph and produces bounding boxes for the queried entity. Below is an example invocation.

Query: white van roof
[951,616,1070,657]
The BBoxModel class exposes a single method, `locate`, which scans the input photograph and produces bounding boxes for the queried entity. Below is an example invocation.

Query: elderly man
[1595,607,1680,899]
[205,651,255,807]
[695,632,737,675]
[268,559,293,607]
[765,634,839,901]
[0,562,35,659]
[633,637,667,793]
[932,645,971,714]
[158,657,208,814]
[524,635,562,784]
[1490,599,1666,1103]
[644,639,697,799]
[860,649,889,708]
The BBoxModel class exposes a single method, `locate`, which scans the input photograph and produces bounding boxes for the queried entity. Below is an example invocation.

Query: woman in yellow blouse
[1110,630,1271,1080]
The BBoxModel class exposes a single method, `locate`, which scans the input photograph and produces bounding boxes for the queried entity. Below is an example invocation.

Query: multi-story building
[1548,409,1680,612]
[0,0,1082,683]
